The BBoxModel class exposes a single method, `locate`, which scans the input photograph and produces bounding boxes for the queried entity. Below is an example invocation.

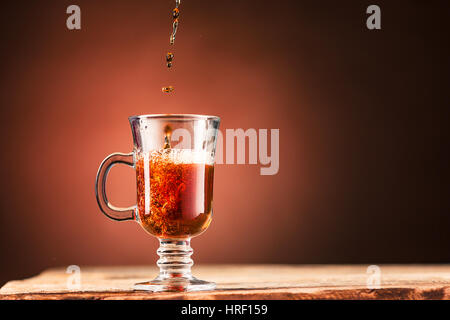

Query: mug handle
[95,152,136,221]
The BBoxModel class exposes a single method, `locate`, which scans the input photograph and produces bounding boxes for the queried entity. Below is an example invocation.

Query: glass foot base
[134,275,216,292]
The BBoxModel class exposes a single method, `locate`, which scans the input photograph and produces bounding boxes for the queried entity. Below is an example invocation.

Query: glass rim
[129,114,220,122]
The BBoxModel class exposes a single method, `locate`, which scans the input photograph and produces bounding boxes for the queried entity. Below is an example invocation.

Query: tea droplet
[175,0,181,8]
[162,86,174,93]
[166,52,174,62]
[172,8,180,19]
[167,62,172,68]
[170,19,179,45]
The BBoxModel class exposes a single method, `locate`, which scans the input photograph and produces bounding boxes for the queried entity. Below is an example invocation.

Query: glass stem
[157,238,193,278]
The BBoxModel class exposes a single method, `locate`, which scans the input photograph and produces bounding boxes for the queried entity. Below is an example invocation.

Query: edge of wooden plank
[1,285,449,300]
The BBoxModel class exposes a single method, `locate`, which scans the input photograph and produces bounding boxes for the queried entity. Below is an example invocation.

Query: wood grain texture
[1,265,450,300]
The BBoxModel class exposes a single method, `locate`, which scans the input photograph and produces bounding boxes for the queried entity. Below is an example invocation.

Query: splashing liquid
[163,125,173,149]
[162,0,181,93]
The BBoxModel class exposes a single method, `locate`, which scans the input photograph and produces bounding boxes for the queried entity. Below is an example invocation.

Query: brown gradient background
[0,0,449,286]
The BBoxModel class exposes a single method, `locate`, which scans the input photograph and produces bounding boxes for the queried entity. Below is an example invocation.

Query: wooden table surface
[1,265,449,300]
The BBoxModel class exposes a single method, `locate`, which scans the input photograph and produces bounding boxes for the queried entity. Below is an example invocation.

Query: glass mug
[95,114,220,292]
